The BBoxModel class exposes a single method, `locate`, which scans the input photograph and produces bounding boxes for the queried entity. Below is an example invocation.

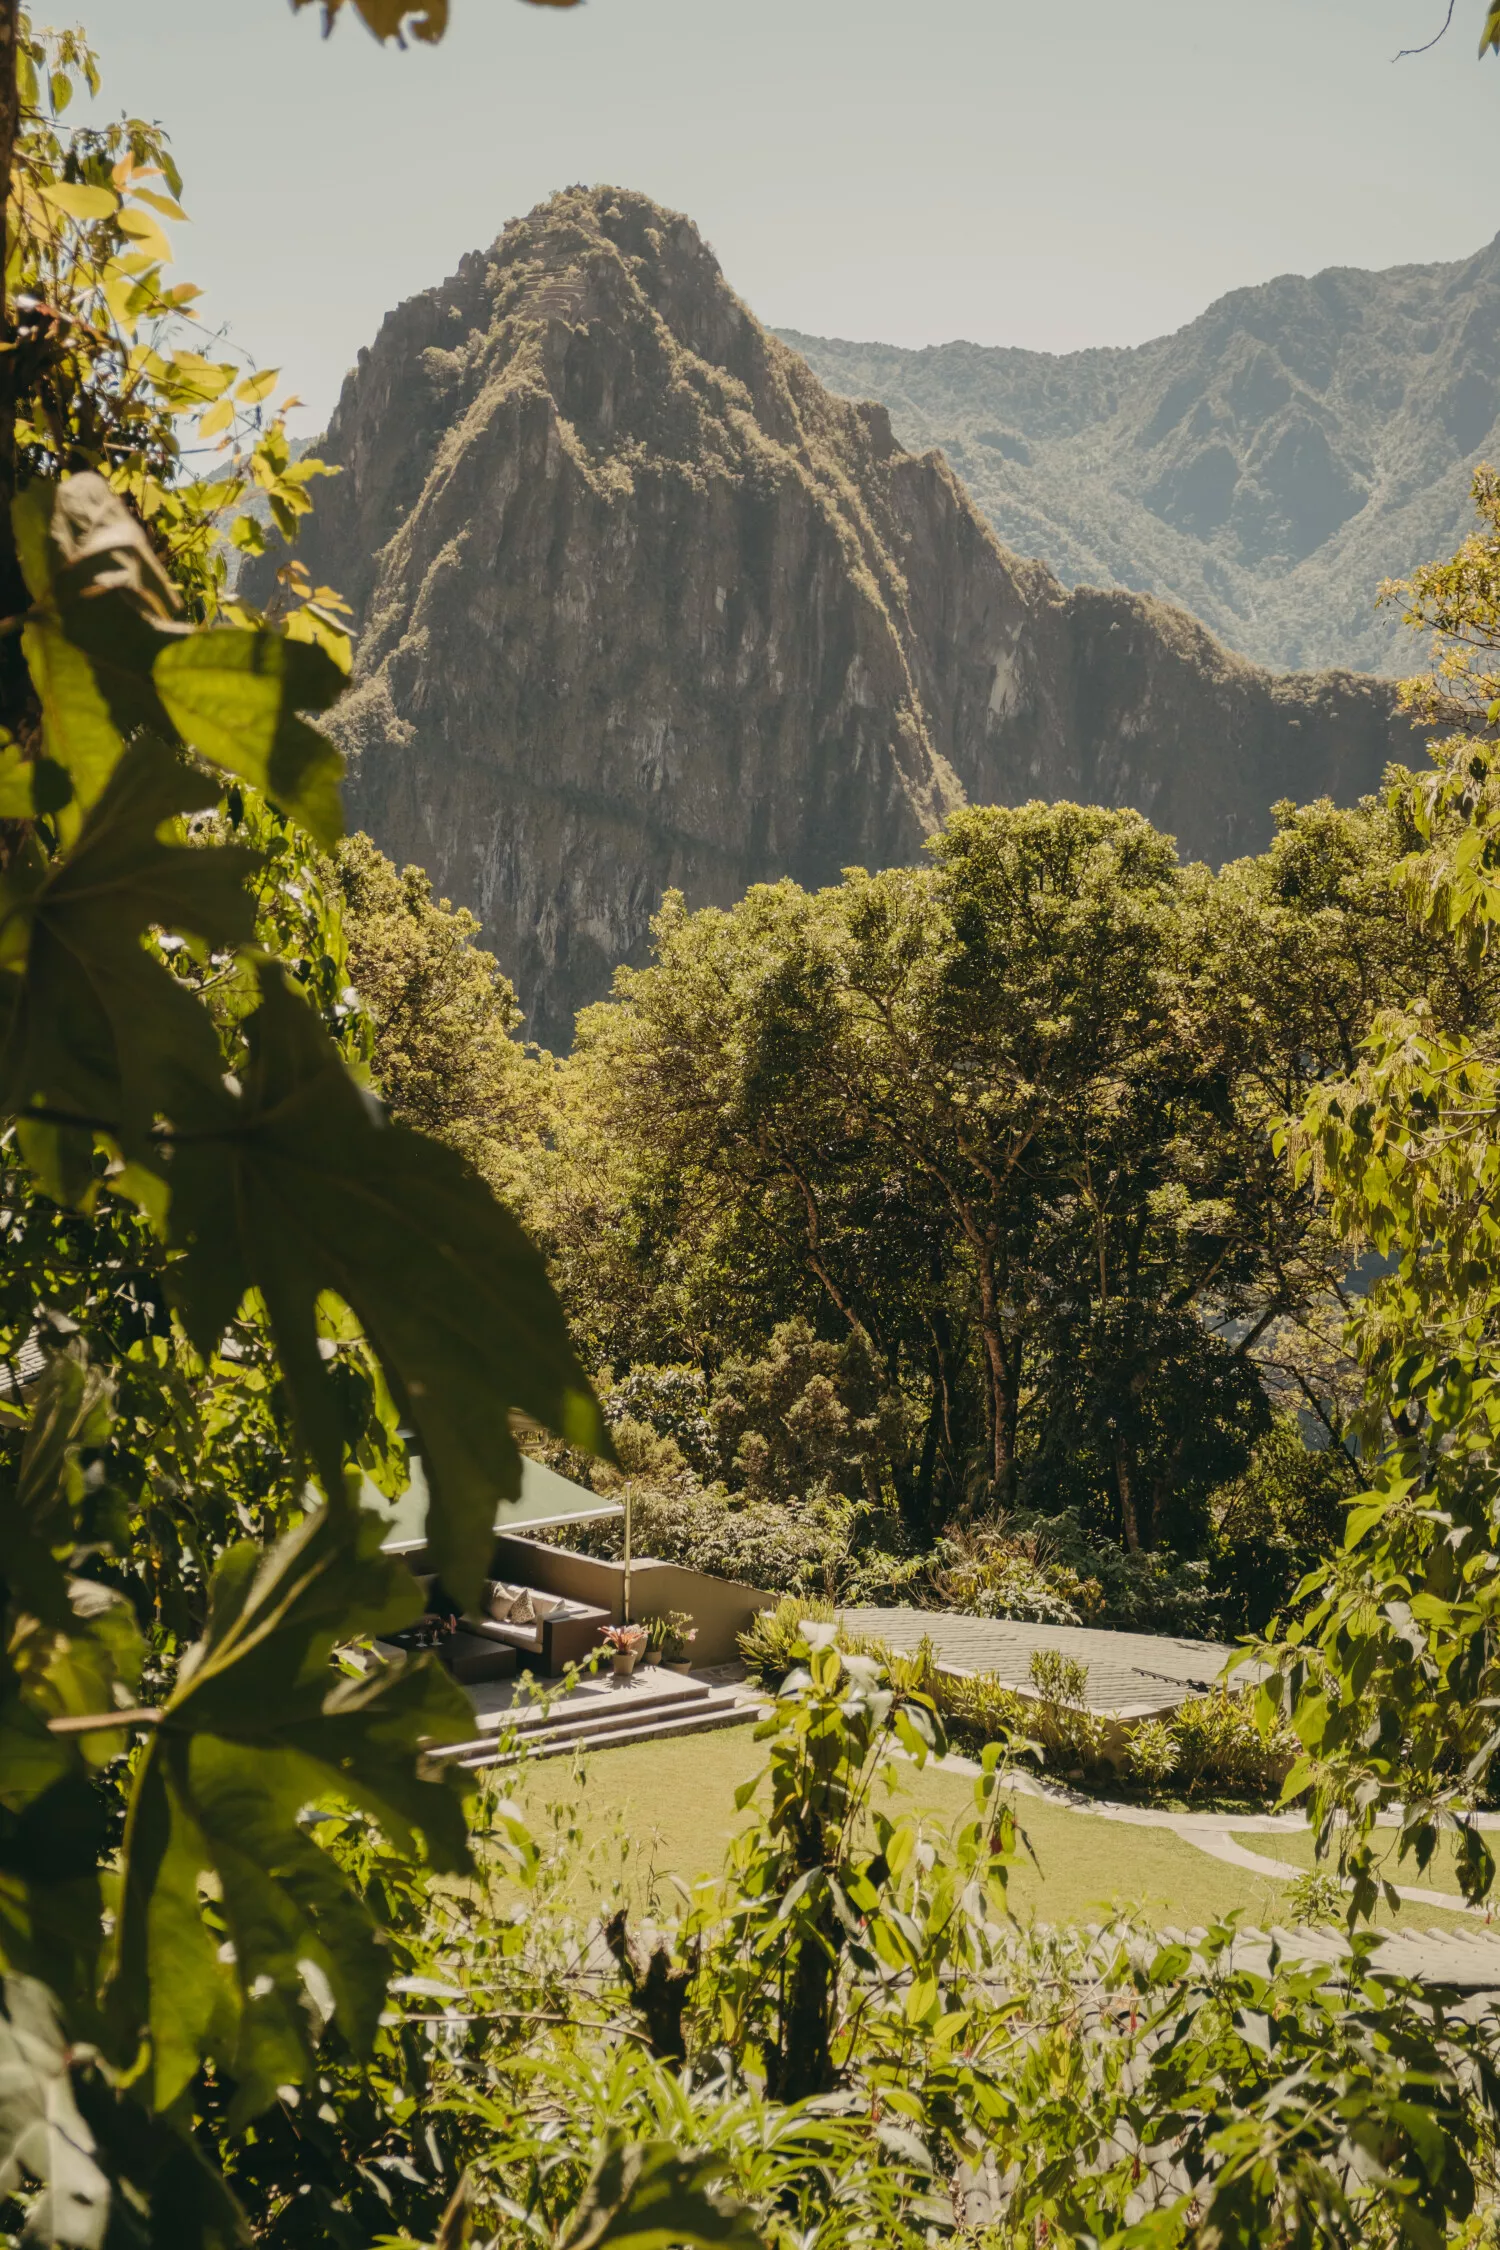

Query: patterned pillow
[508,1587,538,1626]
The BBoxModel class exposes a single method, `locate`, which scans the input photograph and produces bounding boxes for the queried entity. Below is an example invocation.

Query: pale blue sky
[69,0,1500,432]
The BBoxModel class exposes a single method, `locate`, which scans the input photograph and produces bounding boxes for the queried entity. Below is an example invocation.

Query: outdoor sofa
[398,1571,610,1677]
[463,1577,611,1674]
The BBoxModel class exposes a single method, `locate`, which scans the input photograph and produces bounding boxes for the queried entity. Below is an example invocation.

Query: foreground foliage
[0,17,636,2245]
[201,1640,1500,2250]
[1257,466,1500,1916]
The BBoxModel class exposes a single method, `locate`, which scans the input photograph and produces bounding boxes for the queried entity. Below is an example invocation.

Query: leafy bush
[1027,1649,1108,1770]
[1005,1507,1224,1634]
[1171,1688,1290,1799]
[1285,1868,1347,1928]
[1209,1410,1354,1634]
[929,1521,1094,1624]
[738,1609,1030,1763]
[1124,1717,1180,1790]
[901,1646,1029,1757]
[605,1362,719,1479]
[740,1595,852,1682]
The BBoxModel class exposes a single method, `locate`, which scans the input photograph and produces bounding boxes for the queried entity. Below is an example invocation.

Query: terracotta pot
[665,1659,693,1674]
[612,1648,641,1677]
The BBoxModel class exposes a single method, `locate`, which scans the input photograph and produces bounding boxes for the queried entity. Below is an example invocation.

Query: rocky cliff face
[784,235,1500,676]
[282,187,1418,1045]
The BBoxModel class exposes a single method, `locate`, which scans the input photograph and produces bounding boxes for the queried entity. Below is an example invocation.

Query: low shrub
[1124,1717,1179,1791]
[926,1666,1029,1758]
[1285,1868,1346,1928]
[741,1611,1289,1803]
[739,1595,867,1682]
[1027,1649,1108,1772]
[739,1608,1030,1759]
[1171,1688,1290,1800]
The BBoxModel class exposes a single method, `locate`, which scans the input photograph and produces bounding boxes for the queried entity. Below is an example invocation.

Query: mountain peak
[271,187,1416,1044]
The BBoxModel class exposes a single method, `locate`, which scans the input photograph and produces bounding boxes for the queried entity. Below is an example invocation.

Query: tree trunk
[974,1244,1017,1502]
[908,1354,942,1537]
[1113,1429,1142,1553]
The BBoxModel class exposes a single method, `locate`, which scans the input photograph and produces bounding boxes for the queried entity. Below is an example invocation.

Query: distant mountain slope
[267,188,1417,1045]
[781,236,1500,675]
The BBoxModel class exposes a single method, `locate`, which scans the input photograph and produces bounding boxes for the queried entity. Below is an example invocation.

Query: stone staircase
[451,1671,761,1770]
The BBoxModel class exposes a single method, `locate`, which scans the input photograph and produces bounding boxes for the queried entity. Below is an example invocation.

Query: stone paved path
[930,1756,1500,1981]
[841,1604,1242,1715]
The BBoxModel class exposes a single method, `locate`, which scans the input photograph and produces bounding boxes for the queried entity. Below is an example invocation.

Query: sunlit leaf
[111,1500,474,2120]
[154,629,345,850]
[234,368,278,406]
[0,735,258,1176]
[36,181,116,223]
[165,970,606,1598]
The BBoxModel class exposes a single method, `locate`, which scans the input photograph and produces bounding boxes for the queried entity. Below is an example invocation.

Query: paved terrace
[839,1606,1243,1717]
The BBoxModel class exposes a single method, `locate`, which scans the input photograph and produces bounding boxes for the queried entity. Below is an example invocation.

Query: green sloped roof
[367,1452,623,1552]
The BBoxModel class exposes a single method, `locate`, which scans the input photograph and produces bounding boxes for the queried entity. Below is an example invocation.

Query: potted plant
[645,1610,698,1673]
[602,1623,648,1678]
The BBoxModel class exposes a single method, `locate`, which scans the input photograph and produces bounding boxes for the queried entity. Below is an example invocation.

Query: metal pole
[622,1488,632,1625]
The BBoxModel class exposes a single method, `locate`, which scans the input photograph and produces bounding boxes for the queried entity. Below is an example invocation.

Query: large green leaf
[0,1360,142,2018]
[13,479,346,848]
[154,631,345,851]
[13,478,182,819]
[0,734,257,1179]
[165,969,606,1600]
[111,1500,473,2121]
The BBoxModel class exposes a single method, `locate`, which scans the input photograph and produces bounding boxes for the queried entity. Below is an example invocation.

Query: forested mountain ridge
[782,233,1500,676]
[280,186,1416,1044]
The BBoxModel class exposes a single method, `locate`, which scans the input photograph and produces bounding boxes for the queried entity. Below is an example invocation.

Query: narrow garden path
[923,1755,1500,1981]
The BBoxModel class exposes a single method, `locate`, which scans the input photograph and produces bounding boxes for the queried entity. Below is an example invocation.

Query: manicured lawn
[498,1729,1489,1938]
[505,1726,1295,1930]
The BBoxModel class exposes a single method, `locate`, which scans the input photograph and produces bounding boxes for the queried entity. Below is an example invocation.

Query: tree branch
[47,1706,161,1735]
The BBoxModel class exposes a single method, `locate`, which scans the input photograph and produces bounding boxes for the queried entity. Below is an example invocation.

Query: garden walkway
[940,1757,1500,1985]
[839,1605,1240,1717]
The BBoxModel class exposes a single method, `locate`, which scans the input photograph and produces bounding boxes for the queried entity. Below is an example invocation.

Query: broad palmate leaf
[111,1499,472,2123]
[14,476,345,847]
[0,734,258,1185]
[164,969,604,1600]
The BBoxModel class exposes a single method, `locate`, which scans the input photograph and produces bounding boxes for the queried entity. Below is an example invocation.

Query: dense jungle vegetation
[511,782,1478,1636]
[1,2,1500,2247]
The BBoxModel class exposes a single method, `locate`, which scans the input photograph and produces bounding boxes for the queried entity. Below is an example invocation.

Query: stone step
[458,1690,758,1768]
[443,1677,718,1763]
[515,1679,712,1733]
[461,1677,714,1754]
